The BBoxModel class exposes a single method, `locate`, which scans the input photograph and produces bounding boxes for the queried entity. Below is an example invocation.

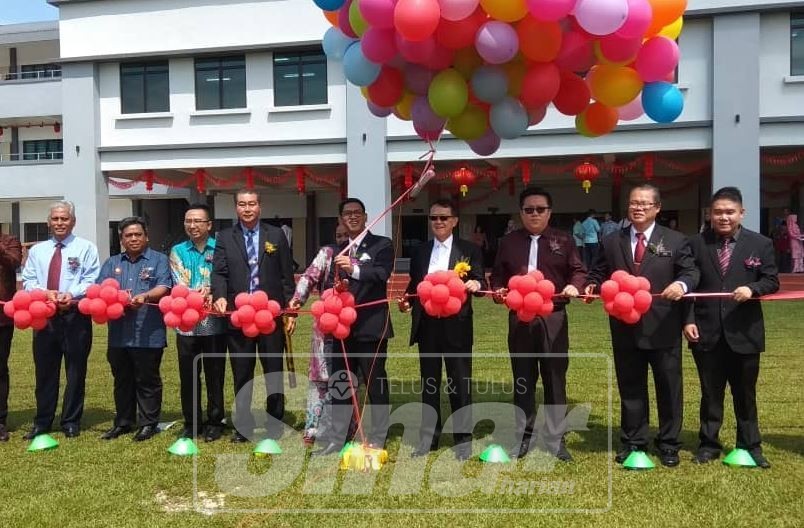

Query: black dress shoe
[749,450,771,469]
[311,442,342,456]
[693,450,719,464]
[62,425,80,438]
[179,426,200,439]
[555,443,573,462]
[658,449,680,467]
[133,425,159,442]
[615,445,642,464]
[509,439,532,459]
[230,431,249,443]
[454,445,472,461]
[204,425,223,442]
[23,427,50,441]
[0,424,9,442]
[100,425,132,440]
[411,443,436,458]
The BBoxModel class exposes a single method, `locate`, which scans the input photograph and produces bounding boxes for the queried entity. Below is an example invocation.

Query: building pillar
[712,13,761,231]
[345,83,391,237]
[61,62,109,258]
[11,202,20,238]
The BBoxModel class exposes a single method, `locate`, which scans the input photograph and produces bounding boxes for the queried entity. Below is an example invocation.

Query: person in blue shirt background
[98,217,172,442]
[582,209,601,268]
[21,200,99,440]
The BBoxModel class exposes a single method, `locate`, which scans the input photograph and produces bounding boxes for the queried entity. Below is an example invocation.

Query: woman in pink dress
[787,213,804,273]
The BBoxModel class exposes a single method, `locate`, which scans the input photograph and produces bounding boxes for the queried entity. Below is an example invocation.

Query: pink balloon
[404,63,434,94]
[394,0,441,42]
[526,0,576,21]
[598,33,642,63]
[361,27,397,64]
[573,0,629,36]
[338,0,358,38]
[616,0,652,39]
[359,0,396,29]
[475,21,519,65]
[467,129,500,156]
[617,96,644,120]
[635,36,679,82]
[440,0,480,21]
[396,34,435,64]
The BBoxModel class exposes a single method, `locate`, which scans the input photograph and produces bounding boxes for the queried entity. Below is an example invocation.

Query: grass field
[0,300,802,527]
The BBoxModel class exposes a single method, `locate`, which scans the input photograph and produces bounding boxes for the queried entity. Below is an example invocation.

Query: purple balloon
[367,101,393,117]
[361,27,397,64]
[468,129,501,156]
[475,21,519,65]
[411,96,447,131]
[414,122,443,141]
[405,63,435,95]
[359,0,396,29]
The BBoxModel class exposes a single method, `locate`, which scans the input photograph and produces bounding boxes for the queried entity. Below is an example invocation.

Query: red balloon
[117,290,130,305]
[319,312,339,333]
[107,303,125,320]
[553,70,590,116]
[523,292,544,313]
[518,310,537,323]
[85,284,101,300]
[600,280,620,302]
[260,319,277,335]
[341,292,355,307]
[621,275,641,295]
[508,275,522,291]
[368,67,404,108]
[238,305,255,325]
[172,285,190,298]
[101,278,120,289]
[554,30,594,72]
[505,289,524,311]
[92,314,109,325]
[100,286,118,304]
[517,16,562,62]
[519,274,538,294]
[89,298,107,317]
[540,300,554,315]
[267,300,282,317]
[30,289,48,302]
[444,296,462,316]
[2,301,15,318]
[334,324,351,340]
[251,291,270,310]
[158,296,172,313]
[529,270,545,282]
[30,317,48,331]
[614,292,634,314]
[311,300,325,317]
[243,323,260,338]
[76,297,90,315]
[604,301,616,314]
[182,309,200,326]
[394,0,440,42]
[535,279,556,299]
[230,312,242,327]
[324,295,344,314]
[430,284,450,304]
[637,276,651,292]
[29,301,48,319]
[339,307,358,325]
[12,291,31,310]
[13,310,32,329]
[186,292,205,311]
[611,270,630,284]
[234,292,250,309]
[633,289,652,313]
[520,62,561,109]
[621,309,641,324]
[435,7,487,50]
[171,297,188,315]
[45,302,56,318]
[447,277,465,297]
[254,309,274,329]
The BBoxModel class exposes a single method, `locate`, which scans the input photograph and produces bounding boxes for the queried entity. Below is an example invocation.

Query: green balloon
[428,69,469,119]
[349,0,368,37]
[448,104,488,141]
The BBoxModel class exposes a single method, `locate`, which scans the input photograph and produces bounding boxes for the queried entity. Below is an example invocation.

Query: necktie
[718,237,733,275]
[527,235,539,272]
[246,230,258,293]
[47,242,63,291]
[634,232,646,267]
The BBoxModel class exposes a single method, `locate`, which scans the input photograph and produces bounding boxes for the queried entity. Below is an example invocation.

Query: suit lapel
[257,222,268,267]
[639,225,663,272]
[618,228,636,274]
[725,233,749,278]
[448,238,460,270]
[705,230,722,276]
[232,223,249,265]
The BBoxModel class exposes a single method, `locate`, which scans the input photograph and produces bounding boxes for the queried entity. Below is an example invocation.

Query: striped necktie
[246,229,258,292]
[718,237,733,275]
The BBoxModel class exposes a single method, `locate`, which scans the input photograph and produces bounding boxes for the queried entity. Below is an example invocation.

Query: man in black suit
[585,183,698,467]
[402,198,484,460]
[212,189,295,442]
[490,187,587,461]
[683,187,778,468]
[313,198,394,455]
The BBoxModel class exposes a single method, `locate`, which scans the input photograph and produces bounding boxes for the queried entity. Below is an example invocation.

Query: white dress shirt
[21,233,100,298]
[347,232,367,280]
[629,222,687,293]
[428,235,453,274]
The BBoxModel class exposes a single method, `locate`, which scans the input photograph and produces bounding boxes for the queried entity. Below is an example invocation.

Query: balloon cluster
[504,271,555,322]
[158,285,207,332]
[78,279,130,324]
[599,270,652,324]
[416,270,467,317]
[2,290,56,330]
[230,291,283,338]
[311,288,358,339]
[319,0,687,154]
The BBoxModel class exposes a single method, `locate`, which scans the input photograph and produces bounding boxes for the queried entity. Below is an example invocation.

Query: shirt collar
[631,222,656,241]
[240,221,259,234]
[349,231,367,249]
[434,234,453,250]
[52,233,75,247]
[185,237,215,253]
[122,247,151,262]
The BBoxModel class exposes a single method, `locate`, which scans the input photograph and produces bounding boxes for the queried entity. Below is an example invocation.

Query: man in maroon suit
[491,187,586,461]
[0,233,22,441]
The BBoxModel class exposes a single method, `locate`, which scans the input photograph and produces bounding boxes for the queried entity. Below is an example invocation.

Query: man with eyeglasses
[585,183,698,467]
[312,198,394,456]
[212,189,295,443]
[490,187,586,461]
[402,199,484,460]
[169,204,227,442]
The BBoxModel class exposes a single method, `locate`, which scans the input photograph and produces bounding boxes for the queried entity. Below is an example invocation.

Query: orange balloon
[587,65,643,107]
[323,10,338,27]
[584,102,618,136]
[646,0,687,36]
[517,16,562,63]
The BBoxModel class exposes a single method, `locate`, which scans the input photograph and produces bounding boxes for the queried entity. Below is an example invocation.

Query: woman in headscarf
[787,213,804,273]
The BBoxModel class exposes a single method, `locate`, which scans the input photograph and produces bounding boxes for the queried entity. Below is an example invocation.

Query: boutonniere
[358,252,371,262]
[647,238,672,257]
[139,266,153,280]
[744,255,762,269]
[453,257,471,278]
[67,257,80,272]
[549,237,564,256]
[264,241,277,254]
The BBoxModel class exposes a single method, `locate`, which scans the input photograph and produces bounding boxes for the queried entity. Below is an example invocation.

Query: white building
[1,0,804,266]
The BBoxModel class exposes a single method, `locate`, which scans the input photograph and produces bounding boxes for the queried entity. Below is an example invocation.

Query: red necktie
[47,242,63,291]
[634,232,646,267]
[718,237,733,275]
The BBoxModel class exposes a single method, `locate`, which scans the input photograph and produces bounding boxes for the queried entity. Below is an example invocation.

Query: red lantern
[643,153,654,180]
[53,122,61,133]
[142,169,155,192]
[574,161,599,194]
[520,160,531,186]
[403,163,414,190]
[194,169,206,194]
[452,165,476,196]
[296,166,305,194]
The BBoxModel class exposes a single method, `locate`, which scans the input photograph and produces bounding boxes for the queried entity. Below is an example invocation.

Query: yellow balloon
[587,65,643,108]
[395,91,415,120]
[360,86,369,99]
[480,0,528,23]
[447,104,488,141]
[659,16,684,40]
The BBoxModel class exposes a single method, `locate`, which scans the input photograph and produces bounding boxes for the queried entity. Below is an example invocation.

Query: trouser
[108,346,164,428]
[0,325,13,425]
[177,334,226,431]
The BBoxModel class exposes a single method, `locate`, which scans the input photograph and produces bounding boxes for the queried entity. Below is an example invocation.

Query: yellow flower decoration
[264,241,277,254]
[453,259,471,279]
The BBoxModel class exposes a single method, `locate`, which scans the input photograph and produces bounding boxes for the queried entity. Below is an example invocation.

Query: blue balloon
[471,66,508,104]
[641,82,684,124]
[490,97,528,139]
[313,0,346,11]
[322,27,356,61]
[343,43,381,87]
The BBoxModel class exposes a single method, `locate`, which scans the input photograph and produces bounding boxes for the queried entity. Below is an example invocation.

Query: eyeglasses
[341,210,365,218]
[183,219,210,225]
[628,202,656,209]
[429,215,454,222]
[521,206,551,215]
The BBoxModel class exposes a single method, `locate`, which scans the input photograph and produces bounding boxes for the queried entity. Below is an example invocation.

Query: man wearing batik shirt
[169,204,227,442]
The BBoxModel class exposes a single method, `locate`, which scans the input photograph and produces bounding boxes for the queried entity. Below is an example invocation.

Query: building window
[273,50,327,106]
[120,61,170,114]
[20,63,61,80]
[792,13,804,75]
[22,140,63,161]
[195,56,246,110]
[24,223,49,243]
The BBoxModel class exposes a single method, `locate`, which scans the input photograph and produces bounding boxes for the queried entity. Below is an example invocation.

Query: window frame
[22,139,63,161]
[791,12,804,76]
[119,60,170,114]
[272,49,328,107]
[194,55,247,110]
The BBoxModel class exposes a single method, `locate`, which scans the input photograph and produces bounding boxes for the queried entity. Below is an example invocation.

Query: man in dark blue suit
[683,187,779,468]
